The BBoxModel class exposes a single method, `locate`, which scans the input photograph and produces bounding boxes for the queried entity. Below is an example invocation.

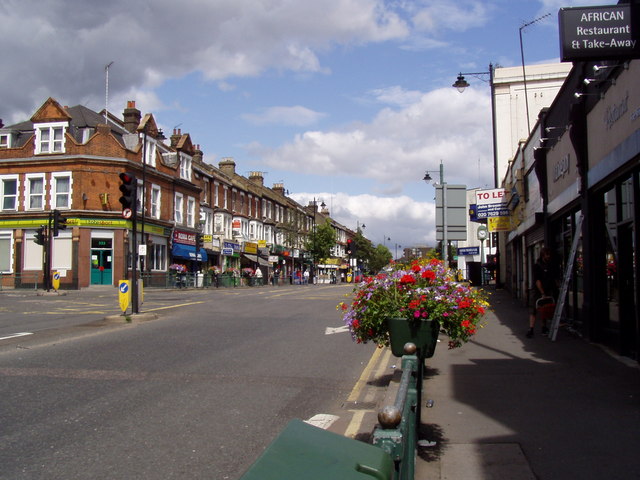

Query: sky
[0,0,616,251]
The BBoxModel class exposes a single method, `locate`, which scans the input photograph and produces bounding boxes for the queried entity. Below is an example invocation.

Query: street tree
[368,244,393,273]
[306,218,336,264]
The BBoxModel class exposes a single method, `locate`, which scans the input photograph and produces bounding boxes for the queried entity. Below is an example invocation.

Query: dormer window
[34,122,67,154]
[0,133,11,148]
[179,153,192,181]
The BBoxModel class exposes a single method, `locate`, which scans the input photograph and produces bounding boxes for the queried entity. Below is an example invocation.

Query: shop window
[0,232,13,272]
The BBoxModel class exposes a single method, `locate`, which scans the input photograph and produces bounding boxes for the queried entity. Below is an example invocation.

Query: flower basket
[387,317,440,359]
[338,258,489,353]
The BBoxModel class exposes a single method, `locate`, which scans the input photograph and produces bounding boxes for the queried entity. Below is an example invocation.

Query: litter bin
[239,419,393,480]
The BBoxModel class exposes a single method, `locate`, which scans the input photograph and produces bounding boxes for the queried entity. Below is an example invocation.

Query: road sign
[122,208,132,219]
[118,280,130,313]
[458,246,480,256]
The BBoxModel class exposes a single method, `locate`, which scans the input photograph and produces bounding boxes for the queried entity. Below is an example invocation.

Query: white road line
[0,332,34,341]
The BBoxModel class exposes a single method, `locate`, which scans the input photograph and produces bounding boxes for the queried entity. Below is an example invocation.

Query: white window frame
[213,181,219,207]
[0,133,11,148]
[186,196,196,227]
[144,137,156,167]
[150,184,161,219]
[25,174,45,210]
[174,193,184,225]
[0,230,14,273]
[203,179,210,205]
[50,171,72,210]
[1,174,19,211]
[179,153,192,181]
[34,121,67,154]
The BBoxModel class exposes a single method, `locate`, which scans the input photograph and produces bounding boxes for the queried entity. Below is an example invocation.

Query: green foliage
[368,244,393,273]
[305,218,336,262]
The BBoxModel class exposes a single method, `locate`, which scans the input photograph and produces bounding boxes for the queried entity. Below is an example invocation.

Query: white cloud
[242,106,327,126]
[0,0,410,119]
[255,86,494,192]
[291,192,436,246]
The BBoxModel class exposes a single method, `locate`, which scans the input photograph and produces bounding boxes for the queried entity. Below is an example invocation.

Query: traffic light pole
[130,213,139,314]
[45,211,53,291]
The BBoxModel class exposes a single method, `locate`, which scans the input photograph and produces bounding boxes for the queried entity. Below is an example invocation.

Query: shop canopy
[172,243,208,262]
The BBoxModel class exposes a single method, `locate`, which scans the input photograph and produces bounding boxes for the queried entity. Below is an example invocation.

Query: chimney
[123,101,141,133]
[249,171,264,186]
[170,128,182,148]
[193,144,203,164]
[219,157,236,175]
[272,183,285,196]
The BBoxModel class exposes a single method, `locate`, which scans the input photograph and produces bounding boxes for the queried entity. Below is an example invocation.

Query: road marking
[347,346,384,403]
[325,325,350,335]
[305,414,340,430]
[0,332,33,341]
[143,301,205,312]
[344,409,375,438]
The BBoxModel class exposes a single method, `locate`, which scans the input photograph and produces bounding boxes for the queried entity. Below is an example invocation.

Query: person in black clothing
[527,247,560,338]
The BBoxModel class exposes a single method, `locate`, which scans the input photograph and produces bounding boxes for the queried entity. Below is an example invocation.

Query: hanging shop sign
[559,4,640,61]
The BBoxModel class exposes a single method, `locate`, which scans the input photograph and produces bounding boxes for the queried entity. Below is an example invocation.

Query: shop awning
[172,243,208,262]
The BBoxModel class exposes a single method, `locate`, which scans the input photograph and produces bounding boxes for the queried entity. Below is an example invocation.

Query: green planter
[387,317,440,359]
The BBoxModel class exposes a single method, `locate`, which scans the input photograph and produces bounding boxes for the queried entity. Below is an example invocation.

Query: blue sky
[1,0,615,249]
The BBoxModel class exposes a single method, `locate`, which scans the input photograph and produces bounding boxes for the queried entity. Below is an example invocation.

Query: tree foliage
[367,244,393,273]
[305,218,336,262]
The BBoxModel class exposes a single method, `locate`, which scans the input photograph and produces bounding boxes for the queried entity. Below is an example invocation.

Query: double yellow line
[343,346,392,438]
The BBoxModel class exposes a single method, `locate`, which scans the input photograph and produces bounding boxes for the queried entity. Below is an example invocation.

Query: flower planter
[387,317,440,359]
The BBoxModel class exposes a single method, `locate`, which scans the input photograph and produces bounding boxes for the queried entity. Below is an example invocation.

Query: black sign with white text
[559,4,640,61]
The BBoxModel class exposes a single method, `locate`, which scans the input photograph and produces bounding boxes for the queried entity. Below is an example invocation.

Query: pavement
[414,286,640,480]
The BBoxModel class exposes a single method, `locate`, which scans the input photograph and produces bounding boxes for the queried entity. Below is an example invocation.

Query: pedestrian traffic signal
[346,239,354,255]
[52,209,67,237]
[34,226,46,246]
[118,172,137,211]
[196,233,204,250]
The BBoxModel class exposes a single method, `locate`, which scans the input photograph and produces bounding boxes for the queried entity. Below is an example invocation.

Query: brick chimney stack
[272,183,286,196]
[123,101,141,133]
[249,172,264,186]
[170,128,182,148]
[193,144,203,164]
[219,157,236,175]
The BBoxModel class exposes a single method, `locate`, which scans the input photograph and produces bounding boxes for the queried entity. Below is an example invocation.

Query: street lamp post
[452,65,498,189]
[424,160,448,268]
[453,65,501,286]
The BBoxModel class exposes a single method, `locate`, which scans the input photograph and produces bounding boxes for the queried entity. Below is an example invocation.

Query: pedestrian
[303,269,309,284]
[527,247,560,338]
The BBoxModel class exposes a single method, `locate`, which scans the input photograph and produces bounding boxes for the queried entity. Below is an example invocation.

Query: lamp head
[423,172,433,183]
[452,74,470,93]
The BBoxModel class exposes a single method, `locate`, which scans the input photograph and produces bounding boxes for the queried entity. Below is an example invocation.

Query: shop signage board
[457,246,480,256]
[488,216,512,232]
[475,188,509,218]
[559,4,640,61]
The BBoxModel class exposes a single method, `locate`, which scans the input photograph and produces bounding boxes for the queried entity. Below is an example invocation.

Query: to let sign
[559,4,640,61]
[475,189,509,218]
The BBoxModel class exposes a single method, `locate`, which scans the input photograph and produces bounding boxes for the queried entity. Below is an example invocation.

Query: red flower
[458,299,471,309]
[421,270,436,281]
[411,264,421,273]
[400,274,416,285]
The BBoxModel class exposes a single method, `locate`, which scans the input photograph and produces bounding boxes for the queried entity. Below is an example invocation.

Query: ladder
[550,214,583,341]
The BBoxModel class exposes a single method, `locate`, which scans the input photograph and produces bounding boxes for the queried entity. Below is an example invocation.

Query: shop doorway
[91,238,113,285]
[617,222,637,359]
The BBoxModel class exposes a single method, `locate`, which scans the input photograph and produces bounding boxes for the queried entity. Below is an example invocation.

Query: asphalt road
[0,285,388,479]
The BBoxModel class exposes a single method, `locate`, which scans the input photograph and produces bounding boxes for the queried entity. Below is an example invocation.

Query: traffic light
[346,239,354,256]
[196,233,204,250]
[118,172,137,210]
[34,226,46,246]
[52,209,67,237]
